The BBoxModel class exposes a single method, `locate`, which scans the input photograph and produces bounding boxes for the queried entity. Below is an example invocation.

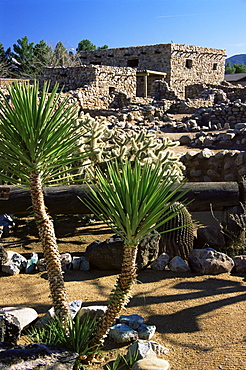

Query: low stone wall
[0,78,29,86]
[181,148,246,182]
[40,65,136,109]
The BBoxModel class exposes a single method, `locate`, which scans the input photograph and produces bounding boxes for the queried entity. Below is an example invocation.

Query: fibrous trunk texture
[30,171,70,321]
[93,244,138,347]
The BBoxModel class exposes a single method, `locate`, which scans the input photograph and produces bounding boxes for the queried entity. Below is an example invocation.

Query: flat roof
[224,73,246,82]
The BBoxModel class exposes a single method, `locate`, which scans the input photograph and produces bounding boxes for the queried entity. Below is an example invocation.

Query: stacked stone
[187,123,246,150]
[40,65,136,110]
[181,148,246,182]
[170,44,225,99]
[185,100,246,128]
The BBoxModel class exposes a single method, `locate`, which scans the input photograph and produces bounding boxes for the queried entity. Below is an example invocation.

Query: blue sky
[1,0,246,58]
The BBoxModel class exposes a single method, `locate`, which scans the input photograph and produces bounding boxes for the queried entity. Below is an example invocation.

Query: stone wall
[0,78,29,86]
[78,43,226,99]
[40,65,136,109]
[170,44,225,99]
[181,149,246,182]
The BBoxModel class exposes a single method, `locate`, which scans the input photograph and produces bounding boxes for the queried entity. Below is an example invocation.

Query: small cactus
[77,113,185,181]
[157,202,194,261]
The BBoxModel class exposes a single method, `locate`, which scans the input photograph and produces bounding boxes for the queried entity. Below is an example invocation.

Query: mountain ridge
[226,54,246,65]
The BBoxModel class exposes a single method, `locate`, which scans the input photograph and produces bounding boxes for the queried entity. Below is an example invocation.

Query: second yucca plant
[82,159,188,349]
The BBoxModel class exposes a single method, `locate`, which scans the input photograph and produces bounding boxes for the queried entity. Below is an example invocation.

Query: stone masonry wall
[170,44,225,99]
[78,43,226,99]
[40,65,136,109]
[181,149,246,182]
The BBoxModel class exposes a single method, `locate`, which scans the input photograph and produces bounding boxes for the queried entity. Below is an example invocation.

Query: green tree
[225,62,246,74]
[12,36,35,77]
[53,41,69,66]
[0,43,14,77]
[77,39,96,51]
[234,63,246,73]
[0,82,89,322]
[225,62,236,74]
[33,39,53,74]
[76,39,108,51]
[82,159,187,349]
[97,44,108,50]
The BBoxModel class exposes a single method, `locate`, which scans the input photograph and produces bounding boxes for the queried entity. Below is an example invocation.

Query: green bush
[24,312,101,369]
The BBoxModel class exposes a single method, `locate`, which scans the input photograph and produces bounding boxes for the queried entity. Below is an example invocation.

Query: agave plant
[82,159,188,348]
[25,313,99,369]
[0,81,89,322]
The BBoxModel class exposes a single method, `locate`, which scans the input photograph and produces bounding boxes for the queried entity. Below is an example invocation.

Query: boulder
[0,307,38,331]
[232,255,246,273]
[0,313,20,344]
[126,340,169,363]
[35,300,82,327]
[179,135,192,145]
[0,343,78,370]
[77,305,107,323]
[85,231,160,270]
[150,253,170,271]
[0,246,8,270]
[72,256,89,271]
[169,256,190,272]
[118,314,144,330]
[132,356,170,370]
[196,225,226,249]
[1,263,20,275]
[25,253,38,273]
[60,253,72,271]
[137,324,156,340]
[188,248,234,274]
[37,258,46,272]
[6,251,27,272]
[109,323,138,343]
[0,214,15,237]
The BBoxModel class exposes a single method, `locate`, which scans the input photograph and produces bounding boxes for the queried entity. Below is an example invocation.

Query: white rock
[126,340,169,363]
[132,357,170,370]
[77,305,107,322]
[0,307,38,330]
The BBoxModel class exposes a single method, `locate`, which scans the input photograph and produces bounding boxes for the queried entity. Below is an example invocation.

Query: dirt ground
[1,216,246,370]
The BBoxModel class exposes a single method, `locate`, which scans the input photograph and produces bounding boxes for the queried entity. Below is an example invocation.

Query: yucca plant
[81,159,188,349]
[0,81,89,322]
[24,313,100,369]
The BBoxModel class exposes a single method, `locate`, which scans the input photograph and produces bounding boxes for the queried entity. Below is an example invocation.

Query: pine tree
[12,36,35,77]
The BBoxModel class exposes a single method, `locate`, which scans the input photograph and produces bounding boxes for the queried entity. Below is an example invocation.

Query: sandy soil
[1,216,246,370]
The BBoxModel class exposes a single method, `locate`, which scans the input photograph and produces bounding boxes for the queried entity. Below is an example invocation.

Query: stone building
[40,43,226,109]
[78,43,226,99]
[40,64,137,110]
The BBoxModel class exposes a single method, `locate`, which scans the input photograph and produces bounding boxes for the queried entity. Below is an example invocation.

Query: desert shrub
[24,312,100,369]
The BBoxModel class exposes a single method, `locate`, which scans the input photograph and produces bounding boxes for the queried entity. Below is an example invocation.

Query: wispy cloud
[227,43,246,47]
[157,13,207,18]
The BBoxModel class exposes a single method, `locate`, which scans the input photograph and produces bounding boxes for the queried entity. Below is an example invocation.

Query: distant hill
[226,54,246,66]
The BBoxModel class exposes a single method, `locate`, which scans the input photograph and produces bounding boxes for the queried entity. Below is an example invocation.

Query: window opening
[109,86,115,94]
[186,59,193,69]
[127,59,139,67]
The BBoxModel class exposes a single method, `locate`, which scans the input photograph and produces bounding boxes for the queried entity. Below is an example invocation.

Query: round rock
[132,357,170,370]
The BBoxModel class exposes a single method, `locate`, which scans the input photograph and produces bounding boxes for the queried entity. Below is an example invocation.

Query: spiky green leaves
[82,159,188,246]
[0,81,87,186]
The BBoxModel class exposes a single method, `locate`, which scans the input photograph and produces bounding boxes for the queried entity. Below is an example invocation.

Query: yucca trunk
[30,171,70,321]
[93,244,138,347]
